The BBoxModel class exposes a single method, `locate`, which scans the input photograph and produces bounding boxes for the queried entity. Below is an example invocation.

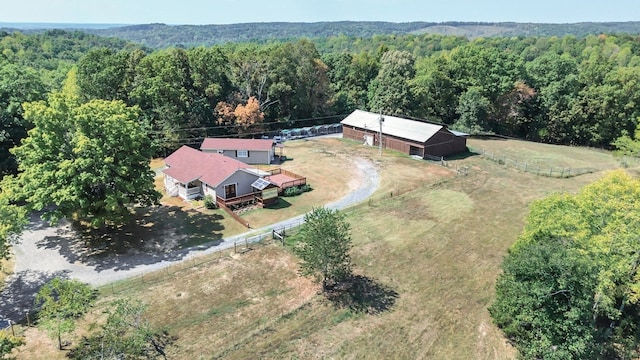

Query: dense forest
[23,21,640,48]
[3,28,640,179]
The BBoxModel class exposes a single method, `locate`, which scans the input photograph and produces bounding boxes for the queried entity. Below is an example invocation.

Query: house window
[224,183,237,198]
[236,150,248,158]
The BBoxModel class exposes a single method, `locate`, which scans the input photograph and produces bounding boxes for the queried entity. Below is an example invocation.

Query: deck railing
[265,168,307,190]
[216,193,257,207]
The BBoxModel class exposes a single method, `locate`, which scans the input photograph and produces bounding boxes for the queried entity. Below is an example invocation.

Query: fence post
[524,162,528,172]
[549,168,553,177]
[567,168,571,177]
[561,168,564,177]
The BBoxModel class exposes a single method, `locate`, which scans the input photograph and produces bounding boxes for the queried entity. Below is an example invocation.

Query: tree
[368,50,416,115]
[490,171,640,359]
[72,298,174,359]
[76,48,129,101]
[613,126,640,157]
[0,63,47,177]
[35,278,96,350]
[0,186,27,264]
[11,81,160,227]
[453,86,491,134]
[215,96,265,136]
[293,207,353,292]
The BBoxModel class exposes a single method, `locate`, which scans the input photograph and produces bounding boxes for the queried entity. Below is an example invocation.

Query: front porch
[165,175,202,200]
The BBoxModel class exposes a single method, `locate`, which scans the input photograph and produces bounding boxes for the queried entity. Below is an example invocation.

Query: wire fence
[100,231,277,297]
[471,146,601,178]
[422,154,470,176]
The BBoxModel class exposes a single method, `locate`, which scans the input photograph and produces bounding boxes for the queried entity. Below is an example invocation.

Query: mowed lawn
[14,137,623,359]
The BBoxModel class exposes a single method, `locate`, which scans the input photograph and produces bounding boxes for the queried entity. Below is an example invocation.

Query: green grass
[16,137,625,359]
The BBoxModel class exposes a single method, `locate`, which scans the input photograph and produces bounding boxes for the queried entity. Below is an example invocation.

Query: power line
[145,113,348,134]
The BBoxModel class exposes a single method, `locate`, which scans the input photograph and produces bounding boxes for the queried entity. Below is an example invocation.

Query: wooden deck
[265,168,306,191]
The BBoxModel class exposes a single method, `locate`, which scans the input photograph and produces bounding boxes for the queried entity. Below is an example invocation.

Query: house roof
[200,138,274,151]
[340,109,448,143]
[163,145,254,187]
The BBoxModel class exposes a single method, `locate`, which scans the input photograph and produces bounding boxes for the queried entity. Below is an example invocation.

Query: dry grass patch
[468,137,621,171]
[242,138,360,227]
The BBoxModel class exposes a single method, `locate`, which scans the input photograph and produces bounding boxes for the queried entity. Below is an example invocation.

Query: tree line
[69,21,640,49]
[3,29,640,227]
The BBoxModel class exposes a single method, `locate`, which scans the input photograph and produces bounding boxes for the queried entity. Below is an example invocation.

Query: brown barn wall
[424,129,467,157]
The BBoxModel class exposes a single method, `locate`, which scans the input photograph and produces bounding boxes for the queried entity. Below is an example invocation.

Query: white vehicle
[273,135,282,143]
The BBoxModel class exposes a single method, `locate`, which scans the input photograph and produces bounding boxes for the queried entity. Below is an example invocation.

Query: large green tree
[35,278,96,350]
[453,86,491,134]
[11,80,159,227]
[76,47,130,102]
[368,50,416,115]
[490,171,640,359]
[0,63,47,177]
[293,207,353,292]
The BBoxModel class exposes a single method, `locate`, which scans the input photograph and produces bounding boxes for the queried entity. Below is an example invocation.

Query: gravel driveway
[0,156,379,323]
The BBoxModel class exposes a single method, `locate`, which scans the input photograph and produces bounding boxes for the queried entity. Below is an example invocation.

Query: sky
[1,0,639,25]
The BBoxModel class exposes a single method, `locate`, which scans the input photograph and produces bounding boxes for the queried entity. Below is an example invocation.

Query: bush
[283,187,302,197]
[283,184,313,197]
[203,195,217,209]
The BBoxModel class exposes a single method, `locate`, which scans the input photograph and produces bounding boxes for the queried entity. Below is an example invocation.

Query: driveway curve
[0,156,379,322]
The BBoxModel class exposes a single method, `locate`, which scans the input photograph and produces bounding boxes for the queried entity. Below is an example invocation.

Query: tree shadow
[34,205,227,272]
[0,269,69,324]
[326,275,399,315]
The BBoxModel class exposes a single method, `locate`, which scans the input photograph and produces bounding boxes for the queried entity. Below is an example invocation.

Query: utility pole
[378,113,384,156]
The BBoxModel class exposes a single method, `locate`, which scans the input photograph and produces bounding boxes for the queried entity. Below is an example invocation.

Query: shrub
[283,187,302,197]
[283,184,313,197]
[203,195,217,209]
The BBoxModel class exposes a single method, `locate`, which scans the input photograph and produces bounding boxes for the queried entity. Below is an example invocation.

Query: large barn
[340,110,467,158]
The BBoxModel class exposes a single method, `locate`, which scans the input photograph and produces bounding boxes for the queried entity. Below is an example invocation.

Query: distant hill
[4,21,640,48]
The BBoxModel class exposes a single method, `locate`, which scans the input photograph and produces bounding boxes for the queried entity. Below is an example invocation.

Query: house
[341,110,467,158]
[200,138,276,165]
[163,145,274,206]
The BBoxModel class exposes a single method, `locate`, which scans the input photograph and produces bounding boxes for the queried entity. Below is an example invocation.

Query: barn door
[364,135,374,146]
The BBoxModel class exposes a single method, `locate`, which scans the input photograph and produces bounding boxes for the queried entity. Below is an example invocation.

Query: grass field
[13,137,623,359]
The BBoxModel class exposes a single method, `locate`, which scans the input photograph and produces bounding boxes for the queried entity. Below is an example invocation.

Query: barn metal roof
[340,110,445,143]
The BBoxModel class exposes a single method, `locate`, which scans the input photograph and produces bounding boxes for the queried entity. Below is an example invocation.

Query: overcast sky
[1,0,639,25]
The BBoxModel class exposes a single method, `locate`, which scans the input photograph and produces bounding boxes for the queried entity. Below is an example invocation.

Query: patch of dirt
[13,327,64,360]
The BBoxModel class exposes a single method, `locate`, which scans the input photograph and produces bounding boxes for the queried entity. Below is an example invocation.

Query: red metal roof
[200,138,274,151]
[163,145,252,186]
